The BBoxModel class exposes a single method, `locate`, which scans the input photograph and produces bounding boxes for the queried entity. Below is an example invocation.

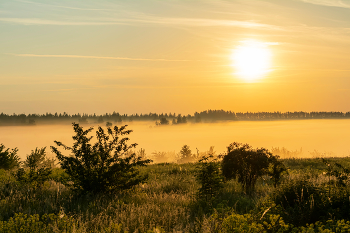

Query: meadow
[2,153,350,232]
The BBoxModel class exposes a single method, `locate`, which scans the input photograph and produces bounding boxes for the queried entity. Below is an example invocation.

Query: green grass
[2,158,350,232]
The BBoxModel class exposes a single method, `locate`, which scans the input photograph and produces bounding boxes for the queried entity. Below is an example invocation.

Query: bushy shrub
[221,212,264,233]
[0,144,20,170]
[177,145,197,163]
[15,147,52,189]
[322,158,350,187]
[221,212,350,232]
[51,123,151,193]
[221,142,281,194]
[267,155,288,187]
[0,213,78,233]
[273,177,327,226]
[195,155,224,204]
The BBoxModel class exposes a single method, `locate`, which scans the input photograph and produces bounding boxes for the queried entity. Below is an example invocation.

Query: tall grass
[2,158,350,232]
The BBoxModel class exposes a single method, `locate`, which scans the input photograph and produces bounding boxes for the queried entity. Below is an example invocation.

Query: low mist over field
[1,119,349,160]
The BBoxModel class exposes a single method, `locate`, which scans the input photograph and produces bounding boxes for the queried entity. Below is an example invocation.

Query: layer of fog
[0,119,349,161]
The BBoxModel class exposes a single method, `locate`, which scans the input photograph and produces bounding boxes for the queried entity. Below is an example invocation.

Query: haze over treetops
[1,0,350,114]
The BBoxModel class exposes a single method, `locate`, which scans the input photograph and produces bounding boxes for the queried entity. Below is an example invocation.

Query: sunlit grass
[2,158,350,232]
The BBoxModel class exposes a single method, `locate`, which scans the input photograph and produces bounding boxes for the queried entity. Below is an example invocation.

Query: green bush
[267,155,288,188]
[0,144,20,170]
[51,123,151,193]
[221,212,264,233]
[177,145,197,163]
[0,213,78,233]
[273,177,327,226]
[195,155,224,204]
[222,142,277,194]
[15,147,52,189]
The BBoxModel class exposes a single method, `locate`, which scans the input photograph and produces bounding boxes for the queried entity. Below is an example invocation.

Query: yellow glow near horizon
[231,40,272,82]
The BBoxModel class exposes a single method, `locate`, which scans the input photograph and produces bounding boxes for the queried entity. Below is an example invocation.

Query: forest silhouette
[1,110,350,126]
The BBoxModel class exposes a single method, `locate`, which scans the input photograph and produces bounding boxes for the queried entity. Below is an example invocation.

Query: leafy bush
[273,177,327,226]
[0,213,79,233]
[221,211,350,232]
[51,123,151,193]
[221,212,264,233]
[322,158,350,187]
[0,144,20,170]
[15,147,52,189]
[267,155,288,187]
[177,145,197,163]
[195,155,224,204]
[221,142,278,194]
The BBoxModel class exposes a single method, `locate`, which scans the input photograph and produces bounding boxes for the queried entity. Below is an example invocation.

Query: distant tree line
[1,110,350,126]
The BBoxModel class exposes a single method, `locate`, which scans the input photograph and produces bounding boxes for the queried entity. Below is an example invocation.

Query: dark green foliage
[267,155,288,187]
[0,213,77,233]
[273,178,325,226]
[221,142,272,194]
[15,147,53,188]
[51,123,151,193]
[195,155,224,203]
[322,158,350,187]
[156,117,169,125]
[0,144,20,170]
[178,145,196,163]
[105,121,112,127]
[272,177,350,227]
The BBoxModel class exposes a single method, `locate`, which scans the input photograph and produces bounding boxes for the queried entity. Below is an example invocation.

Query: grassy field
[1,157,350,232]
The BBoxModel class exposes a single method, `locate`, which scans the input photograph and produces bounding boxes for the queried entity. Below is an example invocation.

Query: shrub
[51,123,151,193]
[221,212,264,233]
[0,144,20,170]
[15,147,52,189]
[177,145,196,163]
[273,178,326,226]
[195,155,224,204]
[221,142,273,194]
[322,158,350,187]
[267,155,288,187]
[0,213,78,233]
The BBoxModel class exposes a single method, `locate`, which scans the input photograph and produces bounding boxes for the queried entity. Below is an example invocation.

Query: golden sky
[1,0,350,114]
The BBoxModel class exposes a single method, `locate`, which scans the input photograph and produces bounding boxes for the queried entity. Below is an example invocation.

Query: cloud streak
[15,0,115,12]
[300,0,350,9]
[0,16,282,31]
[0,18,125,26]
[9,53,196,62]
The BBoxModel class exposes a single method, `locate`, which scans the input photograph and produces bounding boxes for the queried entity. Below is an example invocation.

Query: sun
[231,40,272,82]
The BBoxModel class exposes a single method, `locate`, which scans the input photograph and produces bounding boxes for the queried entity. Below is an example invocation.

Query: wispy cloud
[15,0,115,12]
[0,16,282,31]
[300,0,350,9]
[0,18,125,26]
[9,53,196,62]
[128,16,282,30]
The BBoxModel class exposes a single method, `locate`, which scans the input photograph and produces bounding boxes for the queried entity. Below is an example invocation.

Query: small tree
[51,123,151,193]
[0,144,20,170]
[178,145,195,163]
[196,155,224,204]
[221,142,272,195]
[16,147,53,189]
[266,155,288,187]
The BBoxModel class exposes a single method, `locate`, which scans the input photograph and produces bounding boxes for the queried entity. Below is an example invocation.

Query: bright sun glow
[231,40,272,82]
